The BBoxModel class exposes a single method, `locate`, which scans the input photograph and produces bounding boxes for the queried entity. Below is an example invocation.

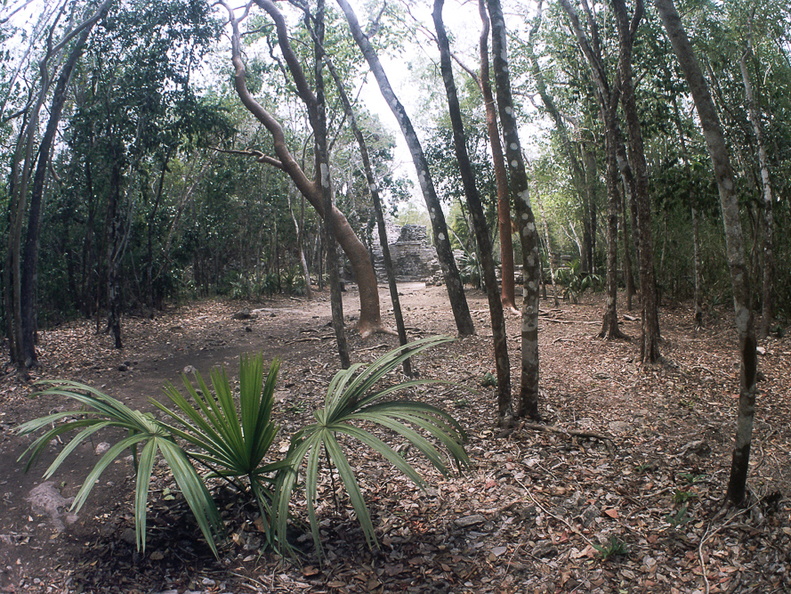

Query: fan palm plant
[154,353,288,542]
[15,381,223,555]
[17,336,469,558]
[275,335,470,555]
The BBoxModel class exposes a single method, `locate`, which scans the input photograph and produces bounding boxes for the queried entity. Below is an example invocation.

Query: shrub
[17,336,468,557]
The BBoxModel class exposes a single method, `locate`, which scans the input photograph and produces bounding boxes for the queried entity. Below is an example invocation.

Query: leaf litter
[0,285,788,593]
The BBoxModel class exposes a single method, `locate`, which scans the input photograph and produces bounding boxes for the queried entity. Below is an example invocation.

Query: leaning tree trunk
[434,0,511,418]
[226,1,383,338]
[654,0,757,506]
[336,0,475,337]
[477,0,516,311]
[324,46,413,376]
[487,0,542,422]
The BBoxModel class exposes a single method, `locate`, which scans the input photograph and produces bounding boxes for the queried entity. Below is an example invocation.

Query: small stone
[581,504,601,527]
[532,540,558,558]
[455,514,487,528]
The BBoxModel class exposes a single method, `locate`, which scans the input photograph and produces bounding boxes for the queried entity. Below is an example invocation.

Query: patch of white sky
[347,0,549,214]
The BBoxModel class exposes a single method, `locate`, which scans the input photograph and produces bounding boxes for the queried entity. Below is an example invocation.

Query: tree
[5,0,113,367]
[433,0,511,421]
[738,15,775,339]
[223,0,385,341]
[559,0,626,341]
[611,0,661,363]
[476,0,517,311]
[654,0,758,506]
[336,0,475,337]
[486,0,543,421]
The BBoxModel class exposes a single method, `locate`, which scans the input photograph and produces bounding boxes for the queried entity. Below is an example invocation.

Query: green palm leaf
[16,380,223,557]
[276,335,470,556]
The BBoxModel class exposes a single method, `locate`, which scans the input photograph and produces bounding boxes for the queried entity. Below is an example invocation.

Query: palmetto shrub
[16,336,469,557]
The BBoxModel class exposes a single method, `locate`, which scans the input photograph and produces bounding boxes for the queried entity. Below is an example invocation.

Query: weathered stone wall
[371,224,442,282]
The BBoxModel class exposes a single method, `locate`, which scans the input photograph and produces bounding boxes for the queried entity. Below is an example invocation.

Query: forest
[0,0,789,592]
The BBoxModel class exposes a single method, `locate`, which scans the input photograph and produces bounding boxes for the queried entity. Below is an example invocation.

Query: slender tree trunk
[336,0,475,337]
[312,0,349,368]
[477,0,516,311]
[20,27,94,365]
[323,43,412,375]
[655,0,757,506]
[691,206,703,328]
[581,140,598,275]
[559,0,625,341]
[611,0,660,363]
[105,161,123,349]
[288,188,312,300]
[739,43,774,339]
[536,197,559,308]
[434,0,511,415]
[621,186,635,311]
[487,0,542,422]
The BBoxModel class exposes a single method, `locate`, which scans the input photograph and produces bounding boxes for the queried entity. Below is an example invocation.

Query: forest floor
[0,283,789,594]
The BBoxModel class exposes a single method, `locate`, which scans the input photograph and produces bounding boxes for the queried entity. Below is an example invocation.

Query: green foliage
[672,489,698,504]
[555,260,603,303]
[17,337,468,559]
[458,251,483,289]
[154,353,288,542]
[665,504,690,528]
[274,335,469,556]
[15,381,223,556]
[593,535,629,561]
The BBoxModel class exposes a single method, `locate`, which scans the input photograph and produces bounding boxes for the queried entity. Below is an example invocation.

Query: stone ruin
[371,224,442,283]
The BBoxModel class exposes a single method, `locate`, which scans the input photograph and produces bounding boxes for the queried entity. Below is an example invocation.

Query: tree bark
[654,0,757,506]
[434,0,511,417]
[311,0,349,367]
[739,40,774,339]
[559,0,625,341]
[477,0,516,312]
[224,0,383,339]
[336,0,475,337]
[611,0,660,363]
[486,0,542,422]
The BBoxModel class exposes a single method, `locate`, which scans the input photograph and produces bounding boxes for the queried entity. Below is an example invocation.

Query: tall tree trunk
[611,0,660,363]
[225,0,383,338]
[487,0,542,422]
[323,38,412,375]
[336,0,475,337]
[559,0,625,341]
[20,25,95,365]
[654,0,757,506]
[312,0,349,368]
[434,0,511,418]
[5,0,112,367]
[477,0,516,311]
[621,186,635,311]
[739,40,774,339]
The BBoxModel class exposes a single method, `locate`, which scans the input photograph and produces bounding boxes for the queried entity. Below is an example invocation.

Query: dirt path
[0,284,788,593]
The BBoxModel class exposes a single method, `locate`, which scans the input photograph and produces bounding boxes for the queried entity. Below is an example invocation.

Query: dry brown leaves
[0,287,788,593]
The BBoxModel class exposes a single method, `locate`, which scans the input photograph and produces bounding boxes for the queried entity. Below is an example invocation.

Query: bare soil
[0,283,788,593]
